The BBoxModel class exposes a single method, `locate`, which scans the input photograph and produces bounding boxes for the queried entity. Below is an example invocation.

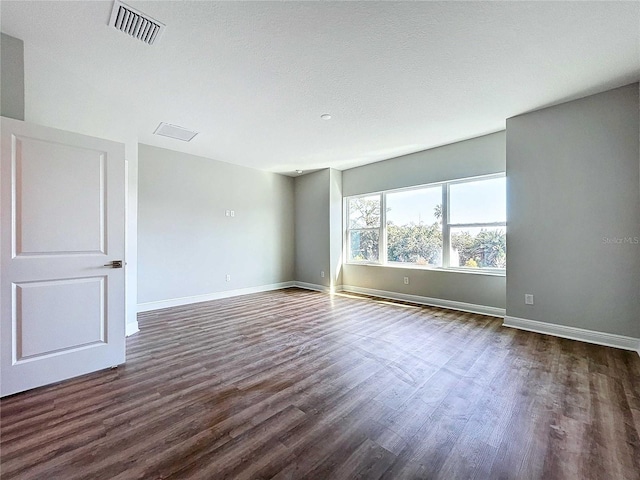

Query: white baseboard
[137,281,295,312]
[126,321,139,337]
[340,285,506,318]
[504,316,640,355]
[293,281,343,294]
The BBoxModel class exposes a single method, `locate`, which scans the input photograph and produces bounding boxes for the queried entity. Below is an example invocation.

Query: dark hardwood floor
[1,287,639,479]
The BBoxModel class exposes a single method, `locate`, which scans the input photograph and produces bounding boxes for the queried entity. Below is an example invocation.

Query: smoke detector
[108,0,166,45]
[153,123,199,142]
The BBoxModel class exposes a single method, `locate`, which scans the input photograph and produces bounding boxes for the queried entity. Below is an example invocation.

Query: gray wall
[138,144,295,304]
[329,169,343,287]
[506,83,640,337]
[343,131,505,196]
[294,168,343,289]
[294,170,331,287]
[0,33,24,120]
[341,131,507,310]
[344,265,506,308]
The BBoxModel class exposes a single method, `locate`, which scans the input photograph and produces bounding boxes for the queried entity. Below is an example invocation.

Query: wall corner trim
[137,282,295,312]
[503,316,640,354]
[126,321,140,337]
[340,285,505,318]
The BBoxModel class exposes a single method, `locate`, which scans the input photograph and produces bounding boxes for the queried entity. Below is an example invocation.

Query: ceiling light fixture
[153,122,199,142]
[320,114,332,120]
[296,170,303,174]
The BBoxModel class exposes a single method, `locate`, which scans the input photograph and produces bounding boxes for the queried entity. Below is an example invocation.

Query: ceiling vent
[108,0,166,45]
[153,123,199,142]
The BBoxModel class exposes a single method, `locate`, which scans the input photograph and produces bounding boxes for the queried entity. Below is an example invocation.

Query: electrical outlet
[525,294,534,305]
[404,277,409,285]
[230,210,235,217]
[225,210,230,217]
[321,271,325,278]
[226,274,231,282]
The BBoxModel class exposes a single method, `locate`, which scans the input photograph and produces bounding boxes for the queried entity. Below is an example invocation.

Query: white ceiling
[1,1,639,175]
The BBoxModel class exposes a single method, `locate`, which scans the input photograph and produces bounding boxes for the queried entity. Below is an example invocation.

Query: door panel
[15,277,106,361]
[15,136,106,255]
[1,117,126,397]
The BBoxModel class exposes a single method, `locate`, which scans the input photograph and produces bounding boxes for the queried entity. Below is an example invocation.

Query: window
[347,194,381,262]
[446,177,506,270]
[345,174,506,273]
[386,187,442,267]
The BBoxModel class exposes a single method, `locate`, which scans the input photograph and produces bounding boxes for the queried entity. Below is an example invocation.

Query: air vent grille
[153,123,199,142]
[108,0,166,45]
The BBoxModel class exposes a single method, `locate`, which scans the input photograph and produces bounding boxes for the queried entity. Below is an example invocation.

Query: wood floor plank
[1,287,639,480]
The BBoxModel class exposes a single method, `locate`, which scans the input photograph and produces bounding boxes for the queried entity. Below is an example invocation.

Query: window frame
[344,173,506,275]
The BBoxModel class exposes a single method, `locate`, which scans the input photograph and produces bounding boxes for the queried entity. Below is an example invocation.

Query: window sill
[344,262,506,277]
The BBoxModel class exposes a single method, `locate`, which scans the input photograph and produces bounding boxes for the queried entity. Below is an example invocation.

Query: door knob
[103,260,123,268]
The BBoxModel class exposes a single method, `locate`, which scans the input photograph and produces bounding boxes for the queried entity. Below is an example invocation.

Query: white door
[0,117,126,397]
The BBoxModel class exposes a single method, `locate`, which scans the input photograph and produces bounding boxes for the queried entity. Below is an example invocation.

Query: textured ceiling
[1,1,639,175]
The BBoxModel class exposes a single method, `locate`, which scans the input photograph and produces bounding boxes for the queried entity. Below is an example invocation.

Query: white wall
[506,83,640,338]
[137,144,295,306]
[125,149,139,335]
[341,132,507,311]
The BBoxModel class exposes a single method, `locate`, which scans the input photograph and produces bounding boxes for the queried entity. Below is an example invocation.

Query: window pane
[450,226,506,269]
[386,187,442,266]
[348,195,380,228]
[449,177,506,224]
[349,230,379,262]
